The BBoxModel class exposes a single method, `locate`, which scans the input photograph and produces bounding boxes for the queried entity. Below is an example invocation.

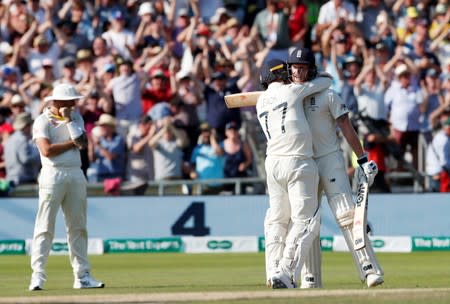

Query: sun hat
[44,83,84,102]
[96,113,116,126]
[11,94,25,106]
[394,64,409,76]
[138,2,154,16]
[13,112,33,131]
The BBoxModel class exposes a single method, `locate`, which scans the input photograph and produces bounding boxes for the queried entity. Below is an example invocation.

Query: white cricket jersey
[33,108,84,168]
[256,80,329,158]
[303,89,349,158]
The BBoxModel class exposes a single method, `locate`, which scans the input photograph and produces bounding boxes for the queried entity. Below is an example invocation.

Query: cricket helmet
[259,58,289,89]
[287,47,318,81]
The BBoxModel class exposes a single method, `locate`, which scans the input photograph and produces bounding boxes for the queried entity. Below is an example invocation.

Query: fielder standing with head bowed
[257,59,332,288]
[286,47,384,288]
[29,83,104,291]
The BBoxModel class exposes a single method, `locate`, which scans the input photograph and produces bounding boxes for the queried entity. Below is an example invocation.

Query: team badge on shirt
[307,97,318,111]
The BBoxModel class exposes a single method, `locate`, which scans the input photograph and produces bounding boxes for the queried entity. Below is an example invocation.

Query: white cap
[394,64,409,76]
[11,94,24,105]
[138,2,154,16]
[176,70,191,80]
[44,83,84,102]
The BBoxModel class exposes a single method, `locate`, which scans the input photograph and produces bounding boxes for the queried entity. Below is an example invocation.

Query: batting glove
[356,154,378,187]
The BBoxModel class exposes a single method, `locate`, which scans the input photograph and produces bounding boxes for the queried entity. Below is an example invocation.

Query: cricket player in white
[257,59,332,288]
[29,84,104,291]
[286,47,383,288]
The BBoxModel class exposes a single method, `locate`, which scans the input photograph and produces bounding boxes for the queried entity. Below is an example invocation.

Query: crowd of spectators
[0,0,448,194]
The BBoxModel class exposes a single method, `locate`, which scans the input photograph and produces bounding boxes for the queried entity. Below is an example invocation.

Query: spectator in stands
[354,56,390,192]
[222,121,252,193]
[203,71,241,140]
[105,58,142,137]
[189,122,225,194]
[10,94,27,120]
[57,0,95,43]
[4,112,40,187]
[250,0,291,63]
[89,114,127,182]
[420,68,444,143]
[75,49,96,89]
[357,0,386,44]
[408,36,441,79]
[101,10,136,60]
[81,90,112,136]
[150,116,188,180]
[127,115,155,185]
[142,68,172,114]
[426,114,450,192]
[385,64,423,169]
[53,57,79,86]
[92,37,115,80]
[57,18,90,62]
[20,12,65,77]
[287,0,308,48]
[316,0,356,37]
[338,54,363,114]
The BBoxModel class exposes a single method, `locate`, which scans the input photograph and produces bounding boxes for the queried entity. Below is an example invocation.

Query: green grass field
[0,252,449,303]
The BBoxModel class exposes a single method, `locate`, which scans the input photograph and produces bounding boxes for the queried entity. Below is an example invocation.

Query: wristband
[66,121,83,139]
[357,154,368,165]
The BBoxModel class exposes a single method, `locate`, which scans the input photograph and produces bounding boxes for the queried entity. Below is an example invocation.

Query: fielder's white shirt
[33,108,84,168]
[303,89,349,158]
[256,78,331,158]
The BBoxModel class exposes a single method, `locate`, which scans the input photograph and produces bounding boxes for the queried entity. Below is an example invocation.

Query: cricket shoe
[73,272,105,289]
[271,271,297,289]
[366,273,384,288]
[29,272,46,291]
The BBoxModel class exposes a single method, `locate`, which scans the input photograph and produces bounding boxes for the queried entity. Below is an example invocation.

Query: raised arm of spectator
[167,121,189,148]
[18,19,38,48]
[57,0,72,20]
[132,124,155,153]
[391,0,405,16]
[18,76,41,106]
[330,41,345,81]
[135,16,150,47]
[236,53,252,91]
[1,1,11,32]
[354,59,374,95]
[210,129,224,156]
[320,20,340,58]
[168,57,179,92]
[142,43,170,73]
[42,6,68,48]
[382,46,418,76]
[429,97,450,128]
[430,26,450,52]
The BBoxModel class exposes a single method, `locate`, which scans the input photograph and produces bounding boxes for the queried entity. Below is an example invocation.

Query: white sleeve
[32,116,49,141]
[294,76,332,99]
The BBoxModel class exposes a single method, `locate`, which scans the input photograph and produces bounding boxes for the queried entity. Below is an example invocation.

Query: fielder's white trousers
[31,166,90,278]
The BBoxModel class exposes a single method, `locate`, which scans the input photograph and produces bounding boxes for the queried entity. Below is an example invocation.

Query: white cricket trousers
[264,155,320,279]
[31,166,90,278]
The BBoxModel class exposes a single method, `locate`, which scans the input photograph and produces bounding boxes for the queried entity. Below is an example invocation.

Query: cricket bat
[353,178,369,250]
[224,91,262,108]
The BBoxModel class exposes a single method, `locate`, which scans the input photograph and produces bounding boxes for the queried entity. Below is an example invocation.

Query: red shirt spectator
[288,0,308,44]
[142,68,172,114]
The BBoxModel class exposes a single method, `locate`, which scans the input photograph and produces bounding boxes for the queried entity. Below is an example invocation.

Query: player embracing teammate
[256,47,383,289]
